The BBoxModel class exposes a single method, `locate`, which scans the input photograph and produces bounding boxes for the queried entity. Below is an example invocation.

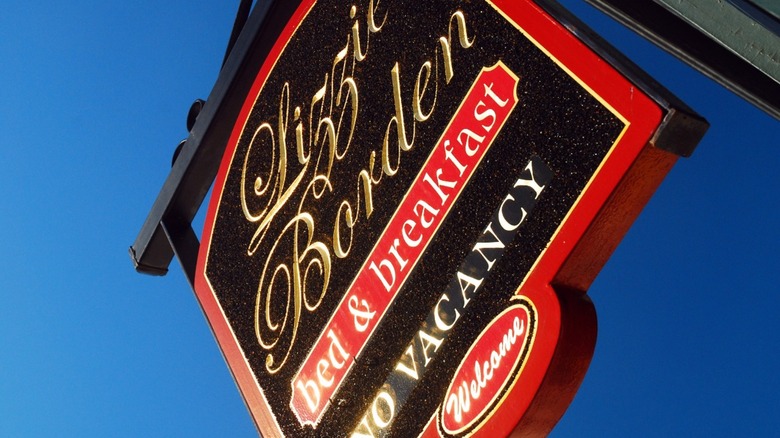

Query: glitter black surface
[203,1,624,436]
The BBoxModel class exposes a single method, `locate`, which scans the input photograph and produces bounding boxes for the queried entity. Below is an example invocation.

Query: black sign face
[195,0,699,436]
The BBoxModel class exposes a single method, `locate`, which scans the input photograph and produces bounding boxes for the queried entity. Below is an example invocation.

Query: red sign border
[194,0,679,436]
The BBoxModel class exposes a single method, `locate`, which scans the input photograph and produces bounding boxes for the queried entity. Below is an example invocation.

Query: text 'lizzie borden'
[241,1,476,392]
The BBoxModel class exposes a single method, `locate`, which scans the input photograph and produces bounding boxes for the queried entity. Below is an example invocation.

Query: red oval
[440,301,535,435]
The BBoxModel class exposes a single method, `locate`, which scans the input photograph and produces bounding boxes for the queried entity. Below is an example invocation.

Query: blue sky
[0,1,777,436]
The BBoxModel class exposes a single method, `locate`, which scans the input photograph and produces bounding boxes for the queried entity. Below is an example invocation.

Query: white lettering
[445,317,526,421]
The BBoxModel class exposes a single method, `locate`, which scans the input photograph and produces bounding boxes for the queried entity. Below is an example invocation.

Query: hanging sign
[194,0,705,436]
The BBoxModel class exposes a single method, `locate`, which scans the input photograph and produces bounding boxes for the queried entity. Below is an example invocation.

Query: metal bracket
[584,0,780,120]
[129,0,284,277]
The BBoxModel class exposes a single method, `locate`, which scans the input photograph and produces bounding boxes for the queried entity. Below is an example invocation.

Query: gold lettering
[439,11,474,83]
[309,80,327,145]
[241,122,276,223]
[357,165,376,219]
[333,201,355,258]
[335,77,359,160]
[368,0,387,33]
[413,61,435,122]
[254,181,333,373]
[382,63,415,177]
[312,117,337,198]
[244,2,479,378]
[295,106,307,164]
[350,6,367,62]
[330,41,350,115]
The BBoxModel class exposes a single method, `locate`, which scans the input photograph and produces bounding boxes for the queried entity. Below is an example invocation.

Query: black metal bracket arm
[583,0,780,120]
[129,0,284,280]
